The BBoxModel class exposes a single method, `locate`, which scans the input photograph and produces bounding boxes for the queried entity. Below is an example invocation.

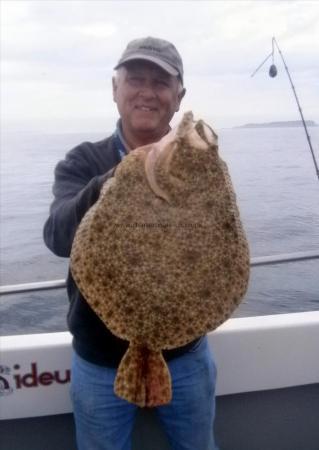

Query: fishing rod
[251,36,319,181]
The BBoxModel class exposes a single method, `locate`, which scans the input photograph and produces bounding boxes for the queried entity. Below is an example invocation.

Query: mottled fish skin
[70,111,250,407]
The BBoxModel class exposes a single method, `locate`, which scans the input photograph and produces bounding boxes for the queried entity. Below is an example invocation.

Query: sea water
[1,126,318,335]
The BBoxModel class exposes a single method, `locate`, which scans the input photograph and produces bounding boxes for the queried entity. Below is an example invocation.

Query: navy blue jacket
[43,133,200,367]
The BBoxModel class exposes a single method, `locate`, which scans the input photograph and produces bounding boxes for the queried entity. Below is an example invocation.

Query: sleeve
[43,143,116,258]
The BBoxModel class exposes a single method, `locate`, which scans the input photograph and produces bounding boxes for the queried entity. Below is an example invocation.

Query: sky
[1,0,319,133]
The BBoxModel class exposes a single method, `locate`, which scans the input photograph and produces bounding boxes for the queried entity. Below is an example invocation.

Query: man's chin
[132,121,158,135]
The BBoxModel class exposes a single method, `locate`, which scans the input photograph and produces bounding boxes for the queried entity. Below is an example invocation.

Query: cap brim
[114,53,179,77]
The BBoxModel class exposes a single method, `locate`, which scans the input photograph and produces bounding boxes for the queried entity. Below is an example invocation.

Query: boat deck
[1,383,319,450]
[1,309,319,449]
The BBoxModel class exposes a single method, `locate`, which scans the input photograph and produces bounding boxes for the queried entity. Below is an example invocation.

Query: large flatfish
[70,111,250,407]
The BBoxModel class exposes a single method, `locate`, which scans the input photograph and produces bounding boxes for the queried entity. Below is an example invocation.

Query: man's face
[112,61,185,143]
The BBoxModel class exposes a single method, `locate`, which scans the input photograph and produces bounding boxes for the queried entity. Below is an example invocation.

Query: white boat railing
[0,250,318,296]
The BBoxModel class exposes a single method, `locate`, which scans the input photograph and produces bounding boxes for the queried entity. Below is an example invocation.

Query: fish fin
[144,145,172,203]
[114,343,172,407]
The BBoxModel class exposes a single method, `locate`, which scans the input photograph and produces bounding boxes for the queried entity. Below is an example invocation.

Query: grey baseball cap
[114,37,184,84]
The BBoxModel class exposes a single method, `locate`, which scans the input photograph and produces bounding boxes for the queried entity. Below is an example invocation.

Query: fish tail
[114,343,172,407]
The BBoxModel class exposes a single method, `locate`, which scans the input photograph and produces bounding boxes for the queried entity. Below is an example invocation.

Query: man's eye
[128,76,143,86]
[156,79,169,87]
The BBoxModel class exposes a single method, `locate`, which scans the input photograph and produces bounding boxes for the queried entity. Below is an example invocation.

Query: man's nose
[138,82,156,99]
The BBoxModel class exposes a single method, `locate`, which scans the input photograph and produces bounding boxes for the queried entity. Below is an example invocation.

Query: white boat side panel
[210,311,319,395]
[0,333,72,420]
[0,312,318,419]
[1,331,72,351]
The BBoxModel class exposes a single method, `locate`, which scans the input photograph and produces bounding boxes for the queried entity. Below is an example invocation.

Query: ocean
[1,126,319,335]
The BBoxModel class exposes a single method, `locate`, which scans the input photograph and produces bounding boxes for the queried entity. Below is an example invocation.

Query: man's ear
[112,76,117,103]
[176,88,186,112]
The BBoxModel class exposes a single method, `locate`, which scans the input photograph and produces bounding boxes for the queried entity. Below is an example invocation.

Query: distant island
[237,120,318,128]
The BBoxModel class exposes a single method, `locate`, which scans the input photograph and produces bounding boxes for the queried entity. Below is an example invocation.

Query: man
[44,36,219,450]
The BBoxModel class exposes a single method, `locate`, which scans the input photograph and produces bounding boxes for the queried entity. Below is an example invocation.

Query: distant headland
[236,120,318,128]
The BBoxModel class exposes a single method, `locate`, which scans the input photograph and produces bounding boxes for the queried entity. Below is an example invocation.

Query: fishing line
[251,36,319,181]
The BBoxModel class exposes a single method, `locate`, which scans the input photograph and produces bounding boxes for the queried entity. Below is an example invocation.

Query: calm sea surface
[1,126,318,335]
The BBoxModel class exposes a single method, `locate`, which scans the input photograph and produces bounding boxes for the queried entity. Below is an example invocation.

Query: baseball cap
[114,37,184,84]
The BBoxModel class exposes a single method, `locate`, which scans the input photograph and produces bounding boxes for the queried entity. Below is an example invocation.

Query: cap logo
[139,45,161,52]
